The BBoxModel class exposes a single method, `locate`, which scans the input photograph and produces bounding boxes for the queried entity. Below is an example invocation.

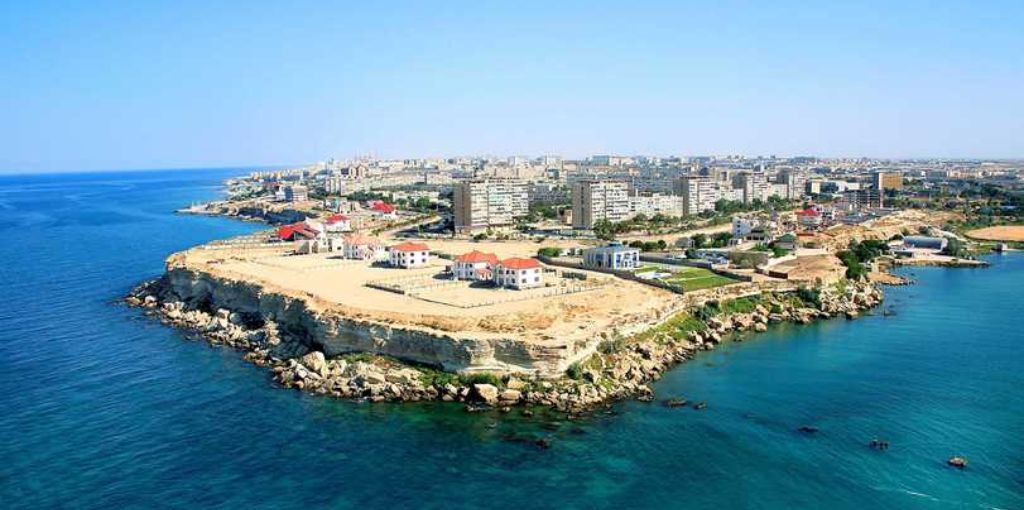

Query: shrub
[566,362,585,380]
[463,372,502,387]
[537,247,562,257]
[796,286,822,308]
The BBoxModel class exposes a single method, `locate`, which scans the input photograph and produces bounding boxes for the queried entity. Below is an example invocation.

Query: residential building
[734,170,770,204]
[453,178,529,233]
[582,242,641,271]
[796,208,823,228]
[572,180,631,229]
[389,242,430,268]
[673,176,719,216]
[452,250,499,281]
[283,184,309,202]
[494,258,544,289]
[778,169,808,200]
[630,193,684,217]
[342,233,387,261]
[322,214,351,233]
[368,201,397,219]
[277,222,319,241]
[732,216,759,238]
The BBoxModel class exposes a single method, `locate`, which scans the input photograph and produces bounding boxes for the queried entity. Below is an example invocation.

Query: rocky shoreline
[127,276,884,413]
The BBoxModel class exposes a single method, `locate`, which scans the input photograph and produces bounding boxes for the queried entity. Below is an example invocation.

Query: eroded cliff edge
[129,256,885,412]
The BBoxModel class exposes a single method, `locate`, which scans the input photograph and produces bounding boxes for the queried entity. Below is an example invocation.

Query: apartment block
[673,176,720,216]
[453,179,529,233]
[571,180,631,229]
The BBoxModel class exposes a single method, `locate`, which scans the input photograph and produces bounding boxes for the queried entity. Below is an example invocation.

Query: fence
[409,281,609,309]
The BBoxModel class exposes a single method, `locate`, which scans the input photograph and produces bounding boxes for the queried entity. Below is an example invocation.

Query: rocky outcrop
[128,272,885,413]
[156,265,568,376]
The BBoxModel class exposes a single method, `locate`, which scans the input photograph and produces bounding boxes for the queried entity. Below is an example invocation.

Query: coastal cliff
[153,265,575,376]
[128,263,885,411]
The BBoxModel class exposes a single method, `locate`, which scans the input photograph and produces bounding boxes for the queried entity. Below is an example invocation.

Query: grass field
[661,266,739,291]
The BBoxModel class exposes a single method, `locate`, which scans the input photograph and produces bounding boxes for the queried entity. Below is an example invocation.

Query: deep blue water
[1,169,1022,509]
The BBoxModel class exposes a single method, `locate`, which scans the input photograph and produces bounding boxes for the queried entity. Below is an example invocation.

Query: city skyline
[2,0,1023,173]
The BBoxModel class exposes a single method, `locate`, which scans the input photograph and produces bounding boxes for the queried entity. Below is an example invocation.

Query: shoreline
[126,273,884,412]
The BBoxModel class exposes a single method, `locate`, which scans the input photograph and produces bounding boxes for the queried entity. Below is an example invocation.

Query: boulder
[498,389,522,404]
[299,351,328,376]
[505,377,526,390]
[472,383,500,404]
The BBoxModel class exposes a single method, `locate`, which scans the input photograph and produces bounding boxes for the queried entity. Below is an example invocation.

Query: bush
[566,362,585,380]
[597,335,627,354]
[796,286,822,308]
[537,247,562,257]
[462,372,502,387]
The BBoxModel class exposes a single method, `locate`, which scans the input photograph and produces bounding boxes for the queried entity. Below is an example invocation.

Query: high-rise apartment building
[453,179,529,233]
[673,176,720,216]
[734,170,771,204]
[777,169,808,200]
[572,180,631,229]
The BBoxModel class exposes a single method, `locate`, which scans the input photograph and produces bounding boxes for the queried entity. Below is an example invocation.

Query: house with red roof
[322,214,352,233]
[494,257,544,289]
[796,207,823,228]
[342,233,387,261]
[452,250,499,281]
[389,242,430,268]
[277,222,320,242]
[368,200,397,219]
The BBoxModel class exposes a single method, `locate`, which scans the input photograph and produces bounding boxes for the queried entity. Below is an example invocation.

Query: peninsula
[131,155,1022,411]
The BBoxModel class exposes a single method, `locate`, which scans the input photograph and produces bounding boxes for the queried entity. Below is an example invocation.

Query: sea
[0,168,1021,510]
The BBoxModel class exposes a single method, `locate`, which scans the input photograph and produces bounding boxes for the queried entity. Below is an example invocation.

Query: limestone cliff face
[161,266,573,376]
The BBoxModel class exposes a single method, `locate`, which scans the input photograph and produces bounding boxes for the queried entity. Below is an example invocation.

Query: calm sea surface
[1,169,1021,509]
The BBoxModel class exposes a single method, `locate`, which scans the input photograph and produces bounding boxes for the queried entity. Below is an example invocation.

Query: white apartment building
[453,179,529,233]
[673,176,720,216]
[777,169,808,200]
[734,171,771,204]
[571,180,631,229]
[629,193,684,217]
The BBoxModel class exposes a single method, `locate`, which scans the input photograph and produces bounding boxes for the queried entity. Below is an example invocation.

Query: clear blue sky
[2,0,1022,173]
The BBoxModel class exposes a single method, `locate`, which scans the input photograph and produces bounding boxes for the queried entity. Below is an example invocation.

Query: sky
[1,0,1022,173]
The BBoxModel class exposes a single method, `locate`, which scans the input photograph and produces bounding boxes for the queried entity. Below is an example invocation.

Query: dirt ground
[965,225,1024,242]
[179,244,682,345]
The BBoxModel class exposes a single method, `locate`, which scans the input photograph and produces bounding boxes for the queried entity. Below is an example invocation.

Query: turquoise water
[1,169,1022,509]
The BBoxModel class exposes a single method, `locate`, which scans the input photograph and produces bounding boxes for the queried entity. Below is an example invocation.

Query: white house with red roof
[452,250,499,281]
[494,257,544,289]
[368,200,397,219]
[796,207,823,228]
[389,242,430,268]
[342,233,387,261]
[277,222,320,242]
[322,214,352,233]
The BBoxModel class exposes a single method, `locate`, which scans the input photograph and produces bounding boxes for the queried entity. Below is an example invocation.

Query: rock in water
[472,383,500,405]
[299,351,328,376]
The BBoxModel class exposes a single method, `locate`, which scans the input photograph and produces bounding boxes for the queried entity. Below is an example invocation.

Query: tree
[692,233,708,248]
[593,219,616,241]
[942,237,967,257]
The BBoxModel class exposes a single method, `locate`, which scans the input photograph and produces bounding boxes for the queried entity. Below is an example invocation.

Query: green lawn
[661,267,739,291]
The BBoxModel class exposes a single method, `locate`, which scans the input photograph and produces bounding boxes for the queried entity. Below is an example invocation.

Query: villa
[494,257,544,289]
[389,242,430,268]
[323,214,352,233]
[342,233,387,261]
[369,201,397,220]
[452,250,499,281]
[582,242,641,271]
[277,222,320,242]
